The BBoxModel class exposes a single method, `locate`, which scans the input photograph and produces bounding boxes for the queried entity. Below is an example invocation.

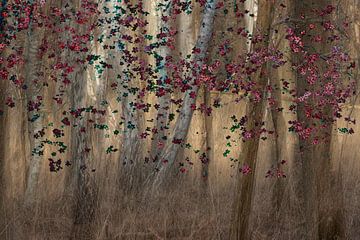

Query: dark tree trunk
[230,1,275,239]
[290,0,345,239]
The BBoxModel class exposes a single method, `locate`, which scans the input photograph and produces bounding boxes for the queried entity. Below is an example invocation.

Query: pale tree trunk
[117,0,147,194]
[23,9,45,207]
[70,69,97,240]
[230,1,274,239]
[67,2,97,239]
[69,49,94,240]
[167,0,200,187]
[1,4,27,238]
[150,0,172,162]
[118,80,142,192]
[149,0,218,190]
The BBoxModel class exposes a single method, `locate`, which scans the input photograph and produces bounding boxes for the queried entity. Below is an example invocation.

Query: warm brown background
[0,0,359,239]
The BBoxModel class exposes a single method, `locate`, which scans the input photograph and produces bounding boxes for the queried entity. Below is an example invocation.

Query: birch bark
[150,0,218,190]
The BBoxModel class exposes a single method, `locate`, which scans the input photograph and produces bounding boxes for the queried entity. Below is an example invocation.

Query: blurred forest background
[0,0,360,239]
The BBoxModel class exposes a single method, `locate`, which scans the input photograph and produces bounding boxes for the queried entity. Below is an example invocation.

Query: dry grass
[0,158,360,240]
[0,174,236,240]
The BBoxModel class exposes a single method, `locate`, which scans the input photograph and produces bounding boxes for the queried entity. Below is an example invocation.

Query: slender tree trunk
[0,50,6,239]
[150,0,172,162]
[203,89,213,186]
[0,4,28,238]
[268,4,293,234]
[67,15,96,235]
[202,0,248,187]
[149,0,218,190]
[0,0,7,229]
[67,2,97,238]
[70,69,97,239]
[23,10,45,207]
[116,0,147,194]
[230,1,275,239]
[118,85,142,192]
[269,75,288,233]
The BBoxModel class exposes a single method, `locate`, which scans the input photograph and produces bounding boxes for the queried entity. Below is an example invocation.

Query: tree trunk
[290,0,345,239]
[202,0,249,188]
[69,67,97,239]
[230,1,275,239]
[67,2,97,238]
[268,3,293,235]
[149,0,218,191]
[23,11,45,207]
[116,0,147,194]
[269,68,288,235]
[118,85,142,193]
[202,89,213,186]
[150,0,172,162]
[0,46,6,239]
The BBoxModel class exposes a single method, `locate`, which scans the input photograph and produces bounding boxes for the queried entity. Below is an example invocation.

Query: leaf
[223,149,231,157]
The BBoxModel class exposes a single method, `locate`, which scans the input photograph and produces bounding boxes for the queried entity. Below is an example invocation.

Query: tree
[0,0,358,238]
[149,0,173,164]
[204,0,249,187]
[289,1,346,238]
[23,1,46,206]
[230,1,275,239]
[149,0,219,190]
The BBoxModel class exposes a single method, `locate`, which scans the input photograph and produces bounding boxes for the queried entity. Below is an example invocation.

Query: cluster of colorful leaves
[0,1,356,176]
